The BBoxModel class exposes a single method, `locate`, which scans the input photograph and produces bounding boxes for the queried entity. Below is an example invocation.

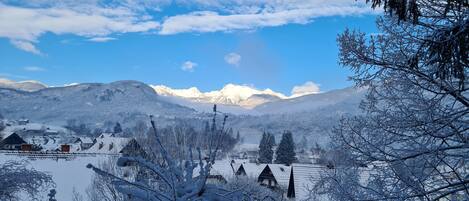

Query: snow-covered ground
[0,153,113,201]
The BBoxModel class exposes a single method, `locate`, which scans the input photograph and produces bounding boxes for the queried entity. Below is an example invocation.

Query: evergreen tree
[258,132,273,163]
[275,131,296,165]
[267,133,275,147]
[113,122,123,133]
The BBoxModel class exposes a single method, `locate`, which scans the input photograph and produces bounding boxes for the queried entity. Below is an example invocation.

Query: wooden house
[258,164,291,191]
[0,133,27,150]
[287,164,329,199]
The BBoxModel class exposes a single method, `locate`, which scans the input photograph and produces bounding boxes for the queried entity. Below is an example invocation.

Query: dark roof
[0,133,27,146]
[120,139,146,157]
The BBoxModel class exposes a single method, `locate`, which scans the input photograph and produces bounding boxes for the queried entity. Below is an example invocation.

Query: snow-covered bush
[0,160,54,201]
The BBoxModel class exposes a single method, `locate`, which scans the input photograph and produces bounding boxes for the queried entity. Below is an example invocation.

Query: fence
[0,150,119,160]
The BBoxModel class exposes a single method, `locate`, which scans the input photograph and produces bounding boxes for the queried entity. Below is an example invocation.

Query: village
[0,118,333,200]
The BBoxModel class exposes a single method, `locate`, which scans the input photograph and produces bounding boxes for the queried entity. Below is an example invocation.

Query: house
[119,139,146,157]
[83,133,145,155]
[235,163,267,178]
[194,160,238,184]
[0,133,27,150]
[287,164,330,200]
[258,164,291,191]
[73,137,95,150]
[231,143,259,161]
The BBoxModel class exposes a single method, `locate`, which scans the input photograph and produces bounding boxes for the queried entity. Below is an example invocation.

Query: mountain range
[154,84,291,109]
[0,79,366,144]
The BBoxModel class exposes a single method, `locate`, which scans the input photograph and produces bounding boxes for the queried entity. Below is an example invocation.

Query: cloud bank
[0,0,378,54]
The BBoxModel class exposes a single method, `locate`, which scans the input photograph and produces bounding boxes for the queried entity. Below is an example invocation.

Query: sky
[0,0,380,95]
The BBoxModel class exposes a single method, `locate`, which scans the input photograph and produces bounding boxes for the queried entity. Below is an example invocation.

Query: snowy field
[0,153,112,201]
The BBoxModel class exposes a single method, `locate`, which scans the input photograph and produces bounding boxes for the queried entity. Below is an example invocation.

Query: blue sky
[0,1,379,95]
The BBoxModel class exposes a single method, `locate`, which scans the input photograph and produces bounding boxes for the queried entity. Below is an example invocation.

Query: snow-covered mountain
[0,80,366,145]
[0,78,47,92]
[254,87,367,114]
[153,84,287,109]
[0,80,196,126]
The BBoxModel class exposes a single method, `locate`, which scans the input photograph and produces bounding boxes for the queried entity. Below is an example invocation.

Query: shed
[61,144,71,152]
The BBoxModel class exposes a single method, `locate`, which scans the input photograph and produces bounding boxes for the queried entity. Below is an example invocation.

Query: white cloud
[10,40,42,55]
[0,3,160,53]
[181,61,197,72]
[23,66,46,72]
[159,2,377,35]
[291,81,320,97]
[224,52,241,66]
[0,1,379,53]
[87,37,116,42]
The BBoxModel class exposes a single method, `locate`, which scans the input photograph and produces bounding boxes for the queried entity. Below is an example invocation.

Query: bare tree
[0,160,54,201]
[87,105,258,200]
[86,157,129,201]
[314,1,468,200]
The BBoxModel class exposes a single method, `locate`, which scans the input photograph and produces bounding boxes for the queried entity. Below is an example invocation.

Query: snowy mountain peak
[152,83,288,108]
[153,85,203,98]
[0,78,48,92]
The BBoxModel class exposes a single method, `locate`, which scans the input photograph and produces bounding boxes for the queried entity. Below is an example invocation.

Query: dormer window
[98,142,104,150]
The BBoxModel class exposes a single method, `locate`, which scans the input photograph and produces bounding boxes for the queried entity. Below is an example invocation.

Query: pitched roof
[237,163,267,178]
[266,164,291,189]
[289,164,329,200]
[76,137,94,144]
[83,134,130,154]
[0,133,26,146]
[194,160,237,179]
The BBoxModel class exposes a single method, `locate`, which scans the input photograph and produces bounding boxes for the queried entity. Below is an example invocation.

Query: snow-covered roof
[98,133,115,138]
[83,134,130,154]
[1,123,68,135]
[76,137,94,144]
[0,131,15,139]
[267,164,291,189]
[290,164,329,200]
[238,163,266,178]
[194,160,237,179]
